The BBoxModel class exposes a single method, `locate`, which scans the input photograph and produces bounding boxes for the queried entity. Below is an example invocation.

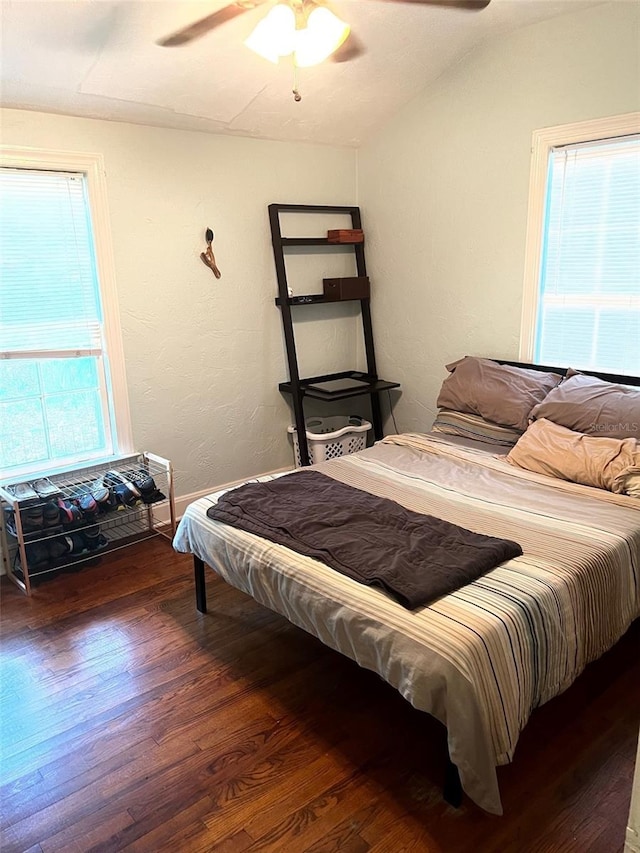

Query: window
[0,148,132,478]
[520,114,640,376]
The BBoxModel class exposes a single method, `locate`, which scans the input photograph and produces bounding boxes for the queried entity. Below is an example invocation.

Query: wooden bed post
[443,757,463,808]
[194,555,207,613]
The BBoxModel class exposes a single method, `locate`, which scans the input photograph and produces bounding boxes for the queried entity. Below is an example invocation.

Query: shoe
[8,482,38,503]
[24,541,50,572]
[83,526,107,551]
[57,498,83,526]
[90,479,111,508]
[43,501,62,531]
[104,471,141,498]
[130,470,166,504]
[63,532,87,554]
[63,529,108,555]
[48,536,71,562]
[112,482,142,508]
[31,478,60,499]
[19,505,44,534]
[104,471,143,509]
[76,493,98,522]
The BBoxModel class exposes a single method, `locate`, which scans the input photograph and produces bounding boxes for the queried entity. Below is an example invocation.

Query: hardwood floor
[1,538,638,853]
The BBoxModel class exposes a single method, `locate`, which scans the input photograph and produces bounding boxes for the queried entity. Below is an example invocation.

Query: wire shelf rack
[0,452,175,596]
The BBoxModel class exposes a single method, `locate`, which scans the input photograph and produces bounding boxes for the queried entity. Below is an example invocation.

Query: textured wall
[357,0,640,435]
[0,109,357,495]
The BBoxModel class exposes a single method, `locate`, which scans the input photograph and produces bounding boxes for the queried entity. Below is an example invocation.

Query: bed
[173,360,640,814]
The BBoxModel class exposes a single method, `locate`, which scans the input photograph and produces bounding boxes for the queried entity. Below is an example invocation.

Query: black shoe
[48,536,71,562]
[43,501,61,530]
[83,527,108,552]
[19,505,44,534]
[24,541,50,572]
[63,528,108,555]
[130,470,166,504]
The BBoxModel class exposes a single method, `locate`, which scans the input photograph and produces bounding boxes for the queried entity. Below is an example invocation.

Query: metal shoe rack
[0,452,175,596]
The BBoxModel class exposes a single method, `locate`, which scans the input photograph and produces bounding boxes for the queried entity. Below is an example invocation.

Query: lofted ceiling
[0,0,604,147]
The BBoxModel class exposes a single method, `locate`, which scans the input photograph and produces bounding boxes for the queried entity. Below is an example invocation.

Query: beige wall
[357,0,640,434]
[2,2,639,496]
[0,109,357,495]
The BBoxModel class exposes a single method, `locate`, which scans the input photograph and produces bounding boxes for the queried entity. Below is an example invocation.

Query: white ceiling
[0,0,603,147]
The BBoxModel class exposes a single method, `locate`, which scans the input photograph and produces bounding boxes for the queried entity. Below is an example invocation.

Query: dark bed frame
[191,360,640,810]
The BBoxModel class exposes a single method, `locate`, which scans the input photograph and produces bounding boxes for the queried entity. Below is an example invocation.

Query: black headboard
[496,360,640,388]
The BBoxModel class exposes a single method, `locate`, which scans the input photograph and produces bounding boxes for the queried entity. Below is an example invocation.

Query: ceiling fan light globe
[244,3,296,63]
[293,6,350,68]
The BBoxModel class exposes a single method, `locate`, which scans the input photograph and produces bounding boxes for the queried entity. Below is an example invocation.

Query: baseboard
[153,465,294,525]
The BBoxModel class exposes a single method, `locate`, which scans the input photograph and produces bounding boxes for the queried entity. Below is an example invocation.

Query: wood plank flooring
[1,538,638,853]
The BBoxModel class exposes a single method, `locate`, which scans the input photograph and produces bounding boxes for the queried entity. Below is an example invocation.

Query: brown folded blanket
[207,470,522,609]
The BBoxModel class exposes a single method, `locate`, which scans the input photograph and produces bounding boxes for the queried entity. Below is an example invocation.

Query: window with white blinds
[531,130,640,376]
[1,170,104,352]
[0,164,123,476]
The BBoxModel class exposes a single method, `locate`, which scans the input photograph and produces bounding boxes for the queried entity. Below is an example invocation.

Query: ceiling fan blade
[331,32,366,64]
[366,0,490,8]
[157,2,262,48]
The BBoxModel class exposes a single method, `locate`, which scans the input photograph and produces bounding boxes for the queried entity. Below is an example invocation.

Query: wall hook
[200,227,222,279]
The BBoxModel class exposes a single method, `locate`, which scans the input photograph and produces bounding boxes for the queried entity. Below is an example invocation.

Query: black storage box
[322,276,370,301]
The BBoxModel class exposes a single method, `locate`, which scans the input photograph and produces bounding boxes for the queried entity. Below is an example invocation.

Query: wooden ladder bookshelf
[269,202,399,466]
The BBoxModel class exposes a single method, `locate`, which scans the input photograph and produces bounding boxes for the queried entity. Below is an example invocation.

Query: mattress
[173,432,640,814]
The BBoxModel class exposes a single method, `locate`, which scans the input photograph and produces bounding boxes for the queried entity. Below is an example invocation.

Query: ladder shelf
[269,203,399,466]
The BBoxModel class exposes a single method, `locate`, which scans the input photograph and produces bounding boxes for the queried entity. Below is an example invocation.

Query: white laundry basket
[288,415,372,467]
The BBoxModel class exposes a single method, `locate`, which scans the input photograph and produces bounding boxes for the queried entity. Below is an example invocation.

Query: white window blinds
[0,166,115,475]
[0,168,103,354]
[534,135,640,376]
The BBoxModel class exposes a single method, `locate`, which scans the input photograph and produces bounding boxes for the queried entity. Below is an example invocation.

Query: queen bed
[173,359,640,814]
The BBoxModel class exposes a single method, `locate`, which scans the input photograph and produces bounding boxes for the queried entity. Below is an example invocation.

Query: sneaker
[90,479,111,506]
[112,482,142,508]
[48,536,71,562]
[63,529,108,555]
[130,470,165,504]
[62,532,87,554]
[43,501,62,531]
[8,482,38,503]
[83,479,116,513]
[83,526,107,552]
[19,505,44,534]
[57,498,83,526]
[77,493,98,522]
[31,478,60,499]
[24,541,50,572]
[104,470,141,499]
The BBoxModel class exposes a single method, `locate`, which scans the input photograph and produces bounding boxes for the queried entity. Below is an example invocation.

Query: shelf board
[269,203,359,214]
[279,237,361,247]
[275,294,367,306]
[279,371,400,401]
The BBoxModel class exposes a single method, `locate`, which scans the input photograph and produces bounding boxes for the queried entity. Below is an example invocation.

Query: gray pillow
[436,357,563,432]
[530,373,640,439]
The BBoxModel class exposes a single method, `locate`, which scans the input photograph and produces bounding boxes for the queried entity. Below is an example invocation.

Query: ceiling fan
[157,0,491,66]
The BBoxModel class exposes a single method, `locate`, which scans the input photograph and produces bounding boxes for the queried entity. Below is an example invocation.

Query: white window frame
[519,112,640,364]
[0,145,134,474]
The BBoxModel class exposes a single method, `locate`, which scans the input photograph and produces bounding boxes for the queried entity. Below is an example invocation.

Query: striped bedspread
[173,433,640,814]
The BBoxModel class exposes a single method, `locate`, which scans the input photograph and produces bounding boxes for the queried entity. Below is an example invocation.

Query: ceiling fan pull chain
[292,64,302,102]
